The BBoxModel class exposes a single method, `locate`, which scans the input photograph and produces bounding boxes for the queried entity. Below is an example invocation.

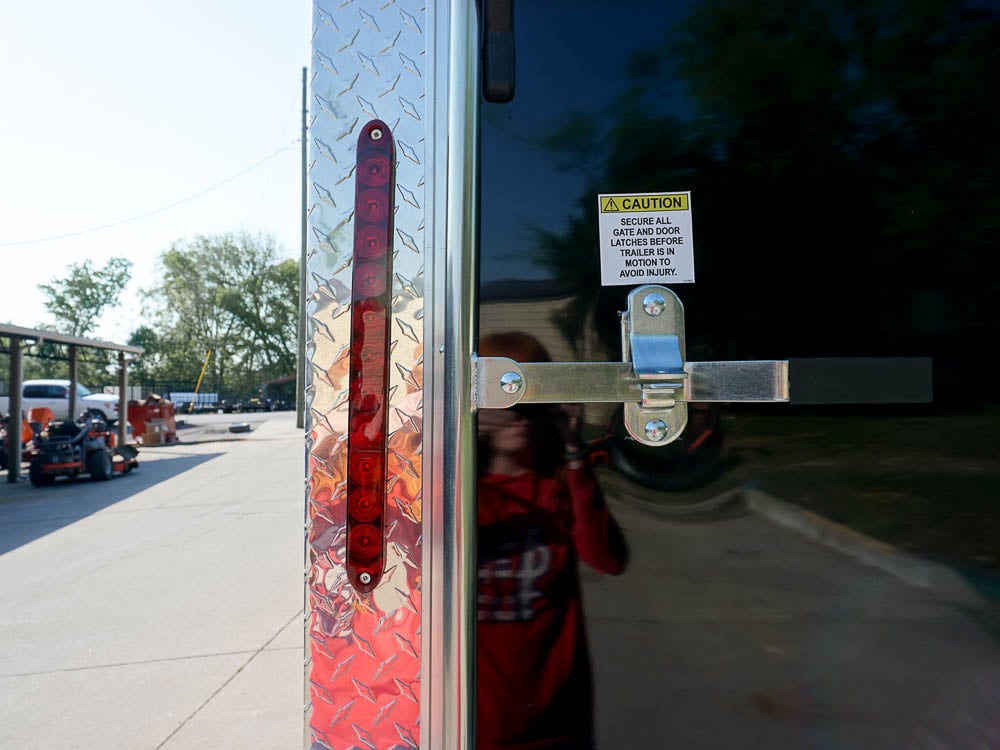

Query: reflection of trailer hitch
[28,418,139,487]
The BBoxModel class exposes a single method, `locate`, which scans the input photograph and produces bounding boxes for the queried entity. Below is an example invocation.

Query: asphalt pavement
[586,479,1000,749]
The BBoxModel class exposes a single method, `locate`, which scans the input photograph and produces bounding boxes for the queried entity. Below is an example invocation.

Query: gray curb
[745,487,984,607]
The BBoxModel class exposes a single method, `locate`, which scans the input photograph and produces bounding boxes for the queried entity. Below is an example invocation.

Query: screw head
[359,571,372,585]
[499,371,523,394]
[642,292,667,316]
[370,128,383,141]
[644,418,668,442]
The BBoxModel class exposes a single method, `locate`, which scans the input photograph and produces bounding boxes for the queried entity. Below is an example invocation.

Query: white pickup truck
[0,379,120,424]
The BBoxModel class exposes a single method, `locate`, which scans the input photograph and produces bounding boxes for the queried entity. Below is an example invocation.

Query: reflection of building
[479,280,605,363]
[479,280,613,427]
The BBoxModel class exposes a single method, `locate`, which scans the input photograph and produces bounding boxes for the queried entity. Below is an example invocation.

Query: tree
[23,257,134,385]
[38,257,133,337]
[139,232,299,396]
[126,325,160,385]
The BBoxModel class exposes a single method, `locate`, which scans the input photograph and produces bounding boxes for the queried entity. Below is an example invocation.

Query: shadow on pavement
[0,450,223,556]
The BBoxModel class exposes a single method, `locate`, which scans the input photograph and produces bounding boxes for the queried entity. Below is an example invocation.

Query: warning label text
[601,193,689,213]
[597,191,695,286]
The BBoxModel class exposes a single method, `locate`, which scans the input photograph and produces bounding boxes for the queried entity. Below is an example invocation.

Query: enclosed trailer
[304,2,999,748]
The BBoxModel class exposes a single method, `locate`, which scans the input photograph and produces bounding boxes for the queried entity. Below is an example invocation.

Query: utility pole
[296,66,308,430]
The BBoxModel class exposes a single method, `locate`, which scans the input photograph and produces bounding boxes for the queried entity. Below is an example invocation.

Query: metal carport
[1,324,143,483]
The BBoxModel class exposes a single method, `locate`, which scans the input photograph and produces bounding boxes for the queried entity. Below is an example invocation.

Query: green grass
[717,405,1000,574]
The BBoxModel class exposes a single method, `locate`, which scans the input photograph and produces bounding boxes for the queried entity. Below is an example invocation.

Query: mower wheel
[29,456,56,487]
[88,449,113,481]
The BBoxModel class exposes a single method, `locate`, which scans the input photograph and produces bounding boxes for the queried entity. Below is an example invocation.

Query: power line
[0,141,300,248]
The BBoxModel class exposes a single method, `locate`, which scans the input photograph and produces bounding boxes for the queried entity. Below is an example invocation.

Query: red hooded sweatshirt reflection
[477,464,628,750]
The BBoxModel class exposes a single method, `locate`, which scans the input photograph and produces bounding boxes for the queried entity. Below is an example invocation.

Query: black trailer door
[475,2,1000,747]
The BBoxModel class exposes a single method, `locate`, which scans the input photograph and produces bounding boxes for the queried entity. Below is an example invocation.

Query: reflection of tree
[538,0,1000,380]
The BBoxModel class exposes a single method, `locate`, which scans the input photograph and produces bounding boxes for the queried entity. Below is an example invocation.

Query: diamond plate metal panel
[306,3,425,748]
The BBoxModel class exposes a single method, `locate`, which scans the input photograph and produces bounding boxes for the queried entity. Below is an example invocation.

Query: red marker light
[358,152,392,186]
[355,225,387,259]
[346,120,395,593]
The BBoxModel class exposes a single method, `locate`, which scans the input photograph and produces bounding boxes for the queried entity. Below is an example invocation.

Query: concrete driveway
[0,412,303,750]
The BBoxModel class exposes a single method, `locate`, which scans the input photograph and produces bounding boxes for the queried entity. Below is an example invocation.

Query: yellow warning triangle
[602,197,620,213]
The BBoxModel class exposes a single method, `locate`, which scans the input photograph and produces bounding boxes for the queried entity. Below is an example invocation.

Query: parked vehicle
[261,375,294,410]
[0,379,120,425]
[27,416,138,486]
[166,392,219,413]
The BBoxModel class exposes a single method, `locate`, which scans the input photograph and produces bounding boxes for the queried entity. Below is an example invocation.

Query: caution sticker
[598,191,694,286]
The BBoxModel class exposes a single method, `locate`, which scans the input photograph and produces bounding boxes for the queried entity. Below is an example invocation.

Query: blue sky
[0,0,312,342]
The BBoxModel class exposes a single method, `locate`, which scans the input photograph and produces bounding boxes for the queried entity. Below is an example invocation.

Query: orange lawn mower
[27,415,138,486]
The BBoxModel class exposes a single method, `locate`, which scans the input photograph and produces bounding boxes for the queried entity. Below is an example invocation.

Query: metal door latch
[473,285,789,446]
[474,284,932,446]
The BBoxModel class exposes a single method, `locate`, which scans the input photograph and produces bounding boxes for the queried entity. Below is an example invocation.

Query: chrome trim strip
[422,3,479,748]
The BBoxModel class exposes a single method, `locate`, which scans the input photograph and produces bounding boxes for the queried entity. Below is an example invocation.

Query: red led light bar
[347,120,395,593]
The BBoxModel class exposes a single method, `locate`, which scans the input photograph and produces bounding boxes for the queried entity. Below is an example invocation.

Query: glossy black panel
[477,1,1000,747]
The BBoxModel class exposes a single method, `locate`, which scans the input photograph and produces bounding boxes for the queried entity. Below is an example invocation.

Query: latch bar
[473,358,790,409]
[473,285,931,448]
[789,357,932,404]
[686,360,789,402]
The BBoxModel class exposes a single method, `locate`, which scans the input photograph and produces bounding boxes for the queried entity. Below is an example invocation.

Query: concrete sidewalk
[0,413,304,750]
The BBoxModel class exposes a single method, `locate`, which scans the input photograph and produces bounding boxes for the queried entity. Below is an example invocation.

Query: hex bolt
[642,292,667,316]
[644,418,668,442]
[499,371,523,394]
[359,571,372,585]
[370,128,383,141]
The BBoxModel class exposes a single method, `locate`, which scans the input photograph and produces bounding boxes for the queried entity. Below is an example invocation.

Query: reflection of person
[476,331,628,750]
